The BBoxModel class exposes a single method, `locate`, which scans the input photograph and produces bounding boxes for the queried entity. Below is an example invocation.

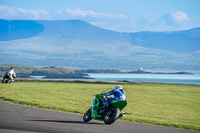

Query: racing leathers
[2,68,16,83]
[99,87,126,113]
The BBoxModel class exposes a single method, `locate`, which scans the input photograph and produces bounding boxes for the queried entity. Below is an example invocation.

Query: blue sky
[0,0,200,32]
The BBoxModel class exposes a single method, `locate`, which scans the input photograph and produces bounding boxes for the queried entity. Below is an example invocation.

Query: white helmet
[114,85,122,90]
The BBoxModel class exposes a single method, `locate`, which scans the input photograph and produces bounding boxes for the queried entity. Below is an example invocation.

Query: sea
[86,73,200,85]
[30,73,200,85]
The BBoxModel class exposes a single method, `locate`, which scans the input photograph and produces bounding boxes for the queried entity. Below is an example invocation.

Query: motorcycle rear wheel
[83,107,92,122]
[104,107,120,124]
[2,79,9,83]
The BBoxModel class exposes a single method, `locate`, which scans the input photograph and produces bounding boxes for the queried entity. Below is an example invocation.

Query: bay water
[87,73,200,85]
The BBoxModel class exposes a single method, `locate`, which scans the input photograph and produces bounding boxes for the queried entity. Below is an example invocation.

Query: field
[0,81,200,130]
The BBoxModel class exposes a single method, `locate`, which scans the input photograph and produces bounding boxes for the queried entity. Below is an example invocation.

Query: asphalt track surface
[0,101,199,133]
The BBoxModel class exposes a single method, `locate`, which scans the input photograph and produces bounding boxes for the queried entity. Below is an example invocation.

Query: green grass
[0,82,200,130]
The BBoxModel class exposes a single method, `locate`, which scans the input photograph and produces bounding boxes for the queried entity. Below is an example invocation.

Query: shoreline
[1,78,199,86]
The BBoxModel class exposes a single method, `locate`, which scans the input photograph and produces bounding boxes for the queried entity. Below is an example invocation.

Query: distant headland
[79,67,194,75]
[0,65,193,80]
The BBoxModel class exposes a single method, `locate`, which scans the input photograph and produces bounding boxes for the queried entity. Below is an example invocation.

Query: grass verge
[0,81,199,130]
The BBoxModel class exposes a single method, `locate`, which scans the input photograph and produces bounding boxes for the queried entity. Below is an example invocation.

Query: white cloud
[53,8,125,19]
[163,11,190,25]
[0,6,49,20]
[120,11,196,32]
[171,11,190,22]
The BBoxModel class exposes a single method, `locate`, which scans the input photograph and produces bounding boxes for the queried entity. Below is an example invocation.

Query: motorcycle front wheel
[104,107,120,124]
[83,107,92,122]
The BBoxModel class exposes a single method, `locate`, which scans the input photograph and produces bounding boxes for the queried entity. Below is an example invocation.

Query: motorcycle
[2,73,14,83]
[83,92,127,124]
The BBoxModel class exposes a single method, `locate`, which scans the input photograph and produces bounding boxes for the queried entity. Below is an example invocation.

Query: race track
[0,101,199,133]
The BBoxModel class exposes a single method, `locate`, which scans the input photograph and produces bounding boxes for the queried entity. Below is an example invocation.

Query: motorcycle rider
[99,85,126,114]
[2,67,16,83]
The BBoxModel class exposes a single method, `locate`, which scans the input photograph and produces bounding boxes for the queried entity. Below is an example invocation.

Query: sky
[0,0,200,32]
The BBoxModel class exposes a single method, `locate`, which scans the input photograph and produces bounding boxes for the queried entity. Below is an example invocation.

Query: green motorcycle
[83,92,127,124]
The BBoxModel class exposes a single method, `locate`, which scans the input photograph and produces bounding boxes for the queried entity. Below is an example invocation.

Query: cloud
[0,6,49,20]
[163,11,190,25]
[120,11,196,32]
[53,8,125,20]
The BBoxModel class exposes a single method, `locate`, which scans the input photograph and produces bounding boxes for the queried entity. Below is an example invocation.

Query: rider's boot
[119,112,125,118]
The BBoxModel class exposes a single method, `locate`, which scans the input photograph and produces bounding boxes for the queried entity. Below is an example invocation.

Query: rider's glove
[100,92,108,98]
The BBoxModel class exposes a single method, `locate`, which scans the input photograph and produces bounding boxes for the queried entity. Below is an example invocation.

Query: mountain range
[0,19,200,71]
